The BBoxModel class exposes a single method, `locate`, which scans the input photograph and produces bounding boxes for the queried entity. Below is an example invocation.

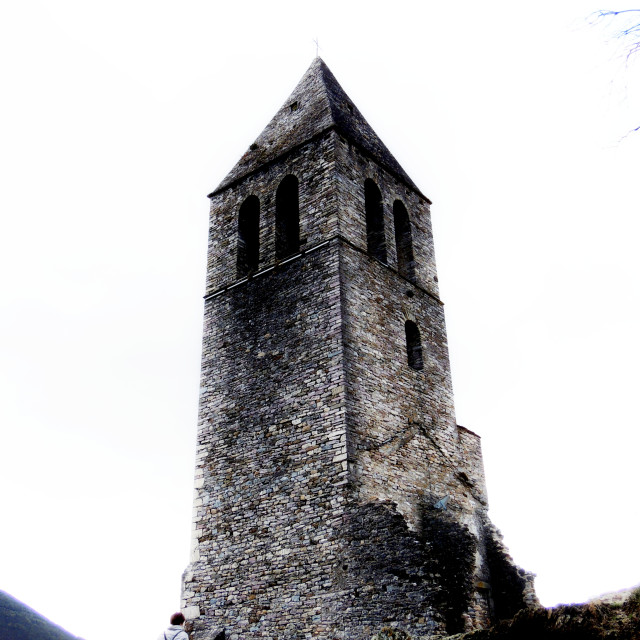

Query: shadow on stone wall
[334,500,444,638]
[338,500,537,638]
[482,522,538,620]
[336,500,485,636]
[420,504,477,634]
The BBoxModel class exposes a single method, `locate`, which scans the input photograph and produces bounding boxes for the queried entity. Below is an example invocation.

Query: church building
[181,58,535,640]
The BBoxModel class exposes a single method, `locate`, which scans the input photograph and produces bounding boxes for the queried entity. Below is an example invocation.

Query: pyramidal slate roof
[211,58,423,197]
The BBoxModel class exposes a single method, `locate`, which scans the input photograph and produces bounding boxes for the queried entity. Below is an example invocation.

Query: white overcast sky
[1,2,639,639]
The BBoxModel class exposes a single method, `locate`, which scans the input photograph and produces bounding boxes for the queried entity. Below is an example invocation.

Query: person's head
[170,612,185,626]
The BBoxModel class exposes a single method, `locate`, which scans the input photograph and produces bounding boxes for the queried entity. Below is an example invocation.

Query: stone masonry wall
[336,242,493,634]
[333,139,497,634]
[340,241,460,523]
[184,245,350,640]
[334,135,439,299]
[334,134,487,530]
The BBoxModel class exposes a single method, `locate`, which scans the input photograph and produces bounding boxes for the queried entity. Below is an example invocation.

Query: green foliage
[371,626,412,640]
[446,596,640,639]
[625,586,640,610]
[621,586,640,633]
[0,591,81,640]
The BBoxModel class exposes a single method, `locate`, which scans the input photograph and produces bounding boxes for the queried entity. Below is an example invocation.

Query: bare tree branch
[590,9,640,62]
[590,9,640,136]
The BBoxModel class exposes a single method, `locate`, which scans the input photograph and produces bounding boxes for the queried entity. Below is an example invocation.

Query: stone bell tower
[181,58,534,640]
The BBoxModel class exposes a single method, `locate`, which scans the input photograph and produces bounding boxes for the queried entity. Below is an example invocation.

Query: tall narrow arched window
[275,175,300,260]
[405,320,424,370]
[364,179,387,263]
[237,195,260,278]
[393,200,415,282]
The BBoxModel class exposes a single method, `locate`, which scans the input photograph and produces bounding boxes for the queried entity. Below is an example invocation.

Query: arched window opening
[405,320,424,370]
[393,200,416,281]
[364,179,387,263]
[237,195,260,277]
[275,175,300,260]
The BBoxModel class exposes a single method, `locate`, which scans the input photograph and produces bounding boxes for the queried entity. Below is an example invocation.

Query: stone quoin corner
[180,58,537,640]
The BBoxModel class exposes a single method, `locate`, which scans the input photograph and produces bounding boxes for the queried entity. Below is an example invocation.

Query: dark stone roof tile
[211,58,423,197]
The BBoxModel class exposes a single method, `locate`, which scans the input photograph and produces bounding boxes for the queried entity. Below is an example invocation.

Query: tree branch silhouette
[590,9,640,135]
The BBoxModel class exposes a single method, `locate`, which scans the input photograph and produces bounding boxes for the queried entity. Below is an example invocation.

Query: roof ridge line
[210,59,426,199]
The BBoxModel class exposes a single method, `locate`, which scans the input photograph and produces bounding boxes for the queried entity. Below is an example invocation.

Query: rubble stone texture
[181,58,535,640]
